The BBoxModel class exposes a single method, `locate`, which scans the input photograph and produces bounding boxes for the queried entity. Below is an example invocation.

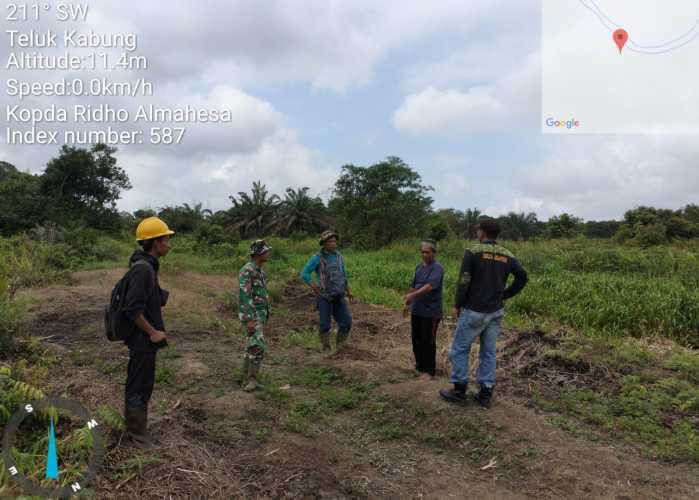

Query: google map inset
[542,0,699,134]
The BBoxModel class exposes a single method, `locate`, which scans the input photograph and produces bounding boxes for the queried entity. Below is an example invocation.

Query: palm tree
[463,208,482,239]
[155,202,212,233]
[226,181,281,238]
[499,212,539,240]
[270,187,331,235]
[182,202,212,222]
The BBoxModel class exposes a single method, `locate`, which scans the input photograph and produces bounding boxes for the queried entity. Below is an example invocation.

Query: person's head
[319,230,339,252]
[476,218,500,242]
[420,239,437,264]
[136,217,175,257]
[250,239,272,266]
[139,235,172,257]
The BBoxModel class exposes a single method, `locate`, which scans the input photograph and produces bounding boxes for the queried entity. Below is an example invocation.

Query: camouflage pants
[242,320,267,363]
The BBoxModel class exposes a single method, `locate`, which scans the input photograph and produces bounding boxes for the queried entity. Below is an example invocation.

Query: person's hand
[451,307,460,319]
[246,320,257,333]
[311,284,320,296]
[347,292,355,304]
[149,330,167,343]
[404,293,414,306]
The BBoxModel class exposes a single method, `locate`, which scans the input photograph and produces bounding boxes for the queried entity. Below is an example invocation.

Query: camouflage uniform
[238,261,270,363]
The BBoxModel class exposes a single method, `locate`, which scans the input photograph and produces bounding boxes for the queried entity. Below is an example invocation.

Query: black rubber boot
[439,383,467,404]
[474,385,494,408]
[125,406,154,448]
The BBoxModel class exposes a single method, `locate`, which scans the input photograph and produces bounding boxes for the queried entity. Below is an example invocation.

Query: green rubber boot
[319,331,332,352]
[244,360,263,392]
[241,357,250,387]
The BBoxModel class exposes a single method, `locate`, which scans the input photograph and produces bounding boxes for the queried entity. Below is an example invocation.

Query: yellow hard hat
[136,217,175,241]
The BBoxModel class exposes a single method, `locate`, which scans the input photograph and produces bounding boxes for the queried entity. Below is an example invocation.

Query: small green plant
[155,366,174,385]
[663,351,699,383]
[95,359,125,375]
[377,423,415,441]
[254,428,271,441]
[160,349,183,361]
[121,453,162,473]
[95,405,125,433]
[282,329,322,350]
[288,366,345,387]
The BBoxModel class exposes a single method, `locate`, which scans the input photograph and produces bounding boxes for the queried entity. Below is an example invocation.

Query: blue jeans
[317,296,352,334]
[448,308,504,388]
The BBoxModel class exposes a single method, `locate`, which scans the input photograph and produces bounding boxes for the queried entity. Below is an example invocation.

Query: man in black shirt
[439,218,528,408]
[121,217,174,447]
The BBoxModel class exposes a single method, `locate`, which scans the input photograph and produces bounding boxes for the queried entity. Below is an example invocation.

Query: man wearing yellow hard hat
[120,216,174,447]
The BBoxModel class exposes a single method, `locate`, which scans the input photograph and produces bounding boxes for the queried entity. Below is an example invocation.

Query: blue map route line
[578,0,699,54]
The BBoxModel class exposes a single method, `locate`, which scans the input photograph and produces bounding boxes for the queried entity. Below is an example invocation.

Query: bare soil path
[17,267,699,499]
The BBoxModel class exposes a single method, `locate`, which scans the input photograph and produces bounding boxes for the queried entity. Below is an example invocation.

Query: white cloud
[119,128,335,212]
[87,0,515,92]
[2,0,533,213]
[1,0,696,222]
[2,79,332,212]
[393,87,504,135]
[509,135,699,219]
[393,52,540,135]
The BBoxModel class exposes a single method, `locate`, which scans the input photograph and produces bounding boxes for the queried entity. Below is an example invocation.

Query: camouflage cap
[319,230,339,246]
[249,239,272,256]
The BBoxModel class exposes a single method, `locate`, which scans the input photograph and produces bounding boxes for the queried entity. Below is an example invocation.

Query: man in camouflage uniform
[238,239,272,391]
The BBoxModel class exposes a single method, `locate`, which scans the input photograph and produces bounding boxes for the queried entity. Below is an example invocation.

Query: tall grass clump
[120,235,699,346]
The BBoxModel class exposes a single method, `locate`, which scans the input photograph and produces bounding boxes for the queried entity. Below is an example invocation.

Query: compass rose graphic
[2,396,105,499]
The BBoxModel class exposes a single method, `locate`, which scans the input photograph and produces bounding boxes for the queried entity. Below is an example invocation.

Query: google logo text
[545,117,581,129]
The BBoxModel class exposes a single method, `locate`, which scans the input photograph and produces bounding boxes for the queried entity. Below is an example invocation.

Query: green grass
[119,235,699,463]
[288,366,346,387]
[155,365,174,385]
[95,359,126,375]
[331,239,699,346]
[5,232,699,346]
[551,384,699,463]
[280,366,372,435]
[281,329,322,350]
[2,233,698,473]
[525,337,699,464]
[663,351,699,383]
[137,235,699,346]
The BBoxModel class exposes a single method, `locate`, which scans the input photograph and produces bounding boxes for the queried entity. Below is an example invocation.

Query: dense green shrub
[0,277,20,356]
[194,223,240,248]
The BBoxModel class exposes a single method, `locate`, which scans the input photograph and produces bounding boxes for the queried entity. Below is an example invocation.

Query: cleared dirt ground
[16,267,699,499]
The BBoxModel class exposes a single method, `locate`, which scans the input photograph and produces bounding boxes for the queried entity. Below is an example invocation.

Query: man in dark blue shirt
[404,239,444,379]
[439,218,528,408]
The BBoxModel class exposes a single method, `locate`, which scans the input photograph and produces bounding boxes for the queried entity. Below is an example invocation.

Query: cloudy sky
[1,0,697,220]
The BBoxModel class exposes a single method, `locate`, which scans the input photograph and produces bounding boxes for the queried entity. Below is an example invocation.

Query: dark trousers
[411,314,441,376]
[317,296,352,334]
[125,350,157,408]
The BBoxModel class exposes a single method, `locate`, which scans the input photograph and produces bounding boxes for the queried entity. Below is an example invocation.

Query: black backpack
[104,260,153,341]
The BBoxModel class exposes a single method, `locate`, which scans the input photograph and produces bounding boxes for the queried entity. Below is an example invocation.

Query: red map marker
[613,29,629,53]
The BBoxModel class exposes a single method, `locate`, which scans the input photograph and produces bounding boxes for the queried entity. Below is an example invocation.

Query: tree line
[1,145,697,248]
